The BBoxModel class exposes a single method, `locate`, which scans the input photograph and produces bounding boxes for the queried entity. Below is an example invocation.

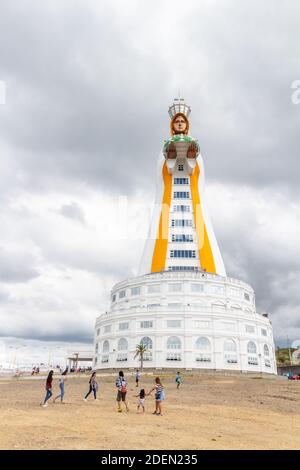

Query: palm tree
[134,342,148,372]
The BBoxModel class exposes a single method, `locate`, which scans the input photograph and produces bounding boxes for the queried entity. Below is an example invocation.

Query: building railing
[111,270,252,293]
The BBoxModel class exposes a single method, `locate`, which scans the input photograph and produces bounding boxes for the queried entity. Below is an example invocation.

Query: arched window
[141,336,152,349]
[101,340,109,363]
[140,336,153,361]
[118,338,128,351]
[167,336,181,350]
[196,337,211,362]
[224,340,237,352]
[264,344,271,368]
[196,337,210,351]
[247,341,258,365]
[166,336,182,361]
[247,341,257,354]
[117,338,128,362]
[224,339,238,364]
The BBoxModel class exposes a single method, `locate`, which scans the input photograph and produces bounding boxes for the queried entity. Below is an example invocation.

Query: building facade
[93,98,276,374]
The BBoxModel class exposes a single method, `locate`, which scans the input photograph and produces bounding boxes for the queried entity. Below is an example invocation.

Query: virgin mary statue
[138,97,226,277]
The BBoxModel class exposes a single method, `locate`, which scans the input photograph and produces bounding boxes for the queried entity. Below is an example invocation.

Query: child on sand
[135,369,140,387]
[148,377,164,416]
[135,388,146,413]
[175,371,182,389]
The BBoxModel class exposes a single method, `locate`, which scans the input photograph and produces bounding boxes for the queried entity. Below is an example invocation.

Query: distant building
[292,349,300,365]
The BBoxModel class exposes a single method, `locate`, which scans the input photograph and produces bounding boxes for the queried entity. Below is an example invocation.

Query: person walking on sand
[54,368,67,403]
[135,388,146,414]
[115,371,129,412]
[135,369,140,387]
[41,370,54,407]
[148,377,164,416]
[83,371,98,401]
[175,371,182,389]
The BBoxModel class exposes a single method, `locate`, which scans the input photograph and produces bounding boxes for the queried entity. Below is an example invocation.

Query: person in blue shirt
[175,371,182,389]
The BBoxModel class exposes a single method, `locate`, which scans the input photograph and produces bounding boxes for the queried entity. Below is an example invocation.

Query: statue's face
[173,115,187,134]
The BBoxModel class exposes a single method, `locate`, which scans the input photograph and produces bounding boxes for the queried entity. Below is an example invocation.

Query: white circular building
[93,98,276,374]
[94,271,276,373]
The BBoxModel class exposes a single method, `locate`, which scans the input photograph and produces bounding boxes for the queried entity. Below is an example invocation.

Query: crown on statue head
[168,97,191,119]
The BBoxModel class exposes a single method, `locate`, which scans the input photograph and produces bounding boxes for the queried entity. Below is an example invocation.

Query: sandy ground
[0,372,299,450]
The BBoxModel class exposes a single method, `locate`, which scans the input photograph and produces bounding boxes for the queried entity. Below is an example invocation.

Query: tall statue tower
[139,97,226,276]
[93,99,276,374]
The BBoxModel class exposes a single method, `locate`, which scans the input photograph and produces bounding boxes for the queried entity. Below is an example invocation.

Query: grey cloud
[0,0,299,199]
[0,247,40,283]
[0,287,10,303]
[59,202,85,224]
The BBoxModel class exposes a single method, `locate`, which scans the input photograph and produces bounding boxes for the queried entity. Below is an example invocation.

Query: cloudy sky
[0,0,299,363]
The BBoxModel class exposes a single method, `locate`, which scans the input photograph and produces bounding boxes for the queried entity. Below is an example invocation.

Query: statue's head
[168,98,191,136]
[170,113,189,136]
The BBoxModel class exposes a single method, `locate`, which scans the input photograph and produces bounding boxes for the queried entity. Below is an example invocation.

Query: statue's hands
[167,142,177,159]
[187,142,197,159]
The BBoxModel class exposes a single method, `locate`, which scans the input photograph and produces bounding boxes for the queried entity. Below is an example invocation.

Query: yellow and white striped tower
[139,97,226,277]
[93,98,276,375]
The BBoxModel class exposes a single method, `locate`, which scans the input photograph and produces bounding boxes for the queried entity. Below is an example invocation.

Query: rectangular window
[167,303,182,310]
[119,290,126,299]
[101,355,109,363]
[117,353,127,362]
[173,205,190,213]
[97,328,100,336]
[172,234,193,242]
[166,352,182,361]
[168,283,182,292]
[119,322,129,331]
[248,356,258,365]
[210,284,225,294]
[171,219,193,227]
[245,325,255,334]
[147,304,160,309]
[173,191,190,199]
[195,321,210,329]
[167,320,182,328]
[140,321,153,328]
[222,322,236,331]
[168,266,196,271]
[170,250,196,258]
[261,329,267,336]
[230,288,240,297]
[174,178,189,185]
[225,354,238,364]
[131,286,141,296]
[104,324,111,333]
[244,292,250,301]
[191,283,204,293]
[178,164,184,171]
[112,294,116,302]
[148,284,160,293]
[196,354,211,363]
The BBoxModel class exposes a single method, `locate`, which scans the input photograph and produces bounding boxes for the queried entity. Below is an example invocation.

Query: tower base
[94,271,277,374]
